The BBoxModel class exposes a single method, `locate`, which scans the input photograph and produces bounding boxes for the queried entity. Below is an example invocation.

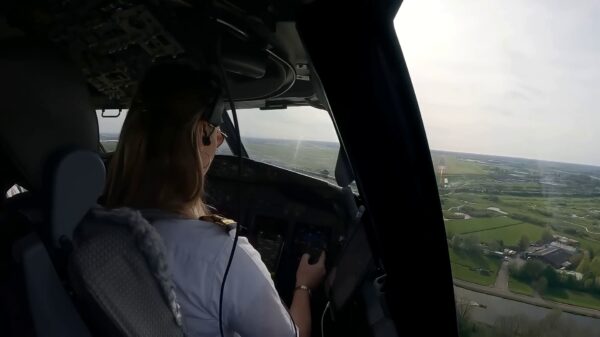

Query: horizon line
[430,148,600,168]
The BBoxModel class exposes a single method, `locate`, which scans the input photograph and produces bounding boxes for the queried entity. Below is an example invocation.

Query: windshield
[96,106,345,185]
[231,107,340,184]
[97,109,127,152]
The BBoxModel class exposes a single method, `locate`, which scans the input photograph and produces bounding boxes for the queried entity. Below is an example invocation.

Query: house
[553,235,579,246]
[527,246,573,269]
[503,248,516,256]
[550,241,577,254]
[557,270,583,281]
[485,250,505,259]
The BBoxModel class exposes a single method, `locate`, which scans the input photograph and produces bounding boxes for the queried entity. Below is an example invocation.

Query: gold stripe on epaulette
[199,214,237,232]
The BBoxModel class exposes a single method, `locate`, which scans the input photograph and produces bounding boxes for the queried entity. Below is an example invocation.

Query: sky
[395,0,600,166]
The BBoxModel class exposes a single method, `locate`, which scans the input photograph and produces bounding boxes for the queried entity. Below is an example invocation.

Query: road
[454,287,600,334]
[454,279,600,319]
[493,261,509,291]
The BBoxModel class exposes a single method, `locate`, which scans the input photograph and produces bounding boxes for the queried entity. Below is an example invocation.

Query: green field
[433,155,487,175]
[245,139,338,171]
[508,276,535,296]
[440,198,465,210]
[448,248,501,285]
[101,140,118,152]
[435,150,600,314]
[445,217,521,235]
[475,223,546,247]
[544,288,600,311]
[450,263,498,286]
[446,216,545,247]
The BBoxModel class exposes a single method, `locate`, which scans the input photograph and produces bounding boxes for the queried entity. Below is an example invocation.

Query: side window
[5,184,26,198]
[397,1,600,336]
[216,137,233,156]
[97,109,127,152]
[233,107,340,183]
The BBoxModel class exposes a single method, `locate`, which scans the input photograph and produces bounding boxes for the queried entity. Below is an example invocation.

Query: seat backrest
[69,210,184,337]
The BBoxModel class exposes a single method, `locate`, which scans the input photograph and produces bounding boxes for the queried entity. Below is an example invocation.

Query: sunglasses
[205,123,228,147]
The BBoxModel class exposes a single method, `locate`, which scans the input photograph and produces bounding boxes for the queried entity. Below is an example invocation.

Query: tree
[508,261,520,276]
[456,300,474,337]
[564,228,578,235]
[532,276,548,295]
[542,266,559,287]
[569,253,583,267]
[564,275,579,290]
[542,229,554,243]
[589,256,600,276]
[520,260,545,282]
[451,235,464,249]
[584,278,595,290]
[464,235,482,255]
[518,235,531,252]
[484,195,500,202]
[577,252,591,274]
[489,240,501,252]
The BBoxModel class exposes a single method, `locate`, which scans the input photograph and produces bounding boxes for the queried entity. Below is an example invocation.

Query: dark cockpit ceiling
[0,0,324,110]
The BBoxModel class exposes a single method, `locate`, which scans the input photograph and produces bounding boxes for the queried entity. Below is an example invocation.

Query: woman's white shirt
[150,214,298,337]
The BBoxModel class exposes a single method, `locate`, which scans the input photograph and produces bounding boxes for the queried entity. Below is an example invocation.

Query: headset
[197,68,226,146]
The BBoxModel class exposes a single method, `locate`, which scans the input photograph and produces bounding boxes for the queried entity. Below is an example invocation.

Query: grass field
[450,263,498,286]
[433,155,487,175]
[440,198,465,210]
[446,217,544,247]
[101,140,118,152]
[445,217,521,234]
[448,248,501,285]
[508,276,535,296]
[544,288,600,310]
[240,139,340,176]
[475,223,546,247]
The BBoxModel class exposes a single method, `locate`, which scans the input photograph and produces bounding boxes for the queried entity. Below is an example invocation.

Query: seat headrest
[49,150,106,249]
[0,39,99,191]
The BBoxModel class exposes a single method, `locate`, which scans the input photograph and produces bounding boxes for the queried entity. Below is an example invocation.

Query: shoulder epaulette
[199,214,237,232]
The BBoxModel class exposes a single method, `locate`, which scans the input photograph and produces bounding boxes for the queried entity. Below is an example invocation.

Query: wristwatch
[294,284,311,296]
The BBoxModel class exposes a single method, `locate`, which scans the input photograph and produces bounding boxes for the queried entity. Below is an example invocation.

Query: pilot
[104,62,325,337]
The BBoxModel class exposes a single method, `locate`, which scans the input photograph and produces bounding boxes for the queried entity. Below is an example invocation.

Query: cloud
[395,0,600,166]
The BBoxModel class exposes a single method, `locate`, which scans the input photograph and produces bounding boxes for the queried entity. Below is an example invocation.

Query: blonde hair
[105,63,217,217]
